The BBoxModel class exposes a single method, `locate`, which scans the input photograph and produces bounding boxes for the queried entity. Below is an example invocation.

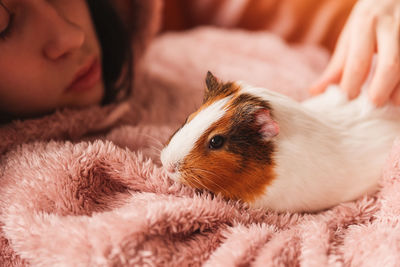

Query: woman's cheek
[0,71,60,116]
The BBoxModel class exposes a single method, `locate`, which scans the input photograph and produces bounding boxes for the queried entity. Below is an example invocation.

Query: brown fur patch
[203,81,240,104]
[182,81,240,126]
[203,72,240,107]
[182,151,276,202]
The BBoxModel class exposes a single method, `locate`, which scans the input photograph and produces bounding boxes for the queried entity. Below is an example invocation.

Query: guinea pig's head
[161,72,280,203]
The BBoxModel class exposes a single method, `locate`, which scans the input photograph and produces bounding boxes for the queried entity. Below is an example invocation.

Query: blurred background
[161,0,357,51]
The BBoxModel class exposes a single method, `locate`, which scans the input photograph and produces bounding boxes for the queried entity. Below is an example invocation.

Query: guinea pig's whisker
[148,145,162,154]
[190,168,229,196]
[187,170,220,194]
[187,174,211,191]
[136,132,165,149]
[181,174,198,189]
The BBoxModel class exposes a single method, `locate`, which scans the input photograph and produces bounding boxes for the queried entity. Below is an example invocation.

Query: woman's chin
[63,81,105,108]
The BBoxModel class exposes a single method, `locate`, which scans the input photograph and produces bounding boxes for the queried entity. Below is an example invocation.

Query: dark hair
[86,0,133,104]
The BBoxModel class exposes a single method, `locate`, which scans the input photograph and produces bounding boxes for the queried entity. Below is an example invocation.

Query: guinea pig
[161,71,400,212]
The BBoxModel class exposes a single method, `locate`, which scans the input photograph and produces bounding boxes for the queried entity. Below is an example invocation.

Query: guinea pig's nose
[167,163,179,173]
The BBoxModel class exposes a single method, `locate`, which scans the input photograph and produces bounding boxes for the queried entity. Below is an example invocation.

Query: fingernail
[339,82,348,97]
[348,89,361,100]
[368,92,383,107]
[309,86,321,95]
[309,80,326,95]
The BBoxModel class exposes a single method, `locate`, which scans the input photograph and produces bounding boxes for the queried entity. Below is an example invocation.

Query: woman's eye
[0,4,13,40]
[209,135,225,150]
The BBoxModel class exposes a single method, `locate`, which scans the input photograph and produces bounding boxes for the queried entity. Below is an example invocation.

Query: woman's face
[0,0,104,117]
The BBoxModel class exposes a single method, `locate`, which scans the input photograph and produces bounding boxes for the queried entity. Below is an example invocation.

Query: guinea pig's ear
[204,71,221,103]
[205,71,219,91]
[204,71,236,103]
[254,108,279,139]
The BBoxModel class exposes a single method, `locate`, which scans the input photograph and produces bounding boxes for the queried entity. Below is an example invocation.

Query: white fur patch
[161,97,231,173]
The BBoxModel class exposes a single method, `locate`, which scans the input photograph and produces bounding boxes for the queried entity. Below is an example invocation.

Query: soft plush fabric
[2,1,400,266]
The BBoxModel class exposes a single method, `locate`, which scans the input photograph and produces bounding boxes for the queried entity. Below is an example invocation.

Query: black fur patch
[226,94,275,172]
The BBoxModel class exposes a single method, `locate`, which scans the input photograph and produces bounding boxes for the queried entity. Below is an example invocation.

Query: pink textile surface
[1,26,400,266]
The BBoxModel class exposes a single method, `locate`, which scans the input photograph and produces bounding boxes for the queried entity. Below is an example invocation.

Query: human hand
[309,0,400,106]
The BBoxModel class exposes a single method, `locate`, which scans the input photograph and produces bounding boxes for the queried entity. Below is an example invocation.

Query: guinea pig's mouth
[163,167,181,182]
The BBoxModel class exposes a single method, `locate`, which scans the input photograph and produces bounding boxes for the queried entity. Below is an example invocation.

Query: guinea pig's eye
[209,135,225,149]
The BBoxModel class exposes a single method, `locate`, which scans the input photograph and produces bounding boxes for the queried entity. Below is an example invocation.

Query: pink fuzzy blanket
[1,25,399,266]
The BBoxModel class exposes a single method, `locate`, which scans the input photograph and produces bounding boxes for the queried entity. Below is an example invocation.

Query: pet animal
[161,72,400,212]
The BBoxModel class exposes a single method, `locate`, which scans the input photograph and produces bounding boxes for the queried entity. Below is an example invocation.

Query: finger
[339,14,375,100]
[368,15,400,106]
[309,23,351,95]
[390,80,400,106]
[309,69,341,95]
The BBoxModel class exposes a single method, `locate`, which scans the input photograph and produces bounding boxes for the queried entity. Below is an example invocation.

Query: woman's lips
[66,58,102,93]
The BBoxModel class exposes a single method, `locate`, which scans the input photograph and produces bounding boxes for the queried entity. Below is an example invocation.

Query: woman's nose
[42,7,85,60]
